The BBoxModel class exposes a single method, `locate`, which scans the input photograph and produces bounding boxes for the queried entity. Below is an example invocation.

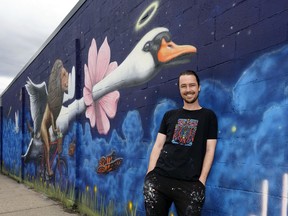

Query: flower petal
[88,39,98,84]
[85,105,96,128]
[84,64,92,91]
[95,103,110,135]
[95,37,110,82]
[106,61,118,75]
[98,91,120,118]
[83,86,93,106]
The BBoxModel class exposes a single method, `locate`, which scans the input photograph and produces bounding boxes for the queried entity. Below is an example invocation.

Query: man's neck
[183,102,202,111]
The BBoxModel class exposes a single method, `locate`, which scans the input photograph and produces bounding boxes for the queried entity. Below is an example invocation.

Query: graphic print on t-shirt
[172,118,198,146]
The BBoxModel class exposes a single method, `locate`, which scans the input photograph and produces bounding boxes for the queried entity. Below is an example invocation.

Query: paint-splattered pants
[143,170,205,216]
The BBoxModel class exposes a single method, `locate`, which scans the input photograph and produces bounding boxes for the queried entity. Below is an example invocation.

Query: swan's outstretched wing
[25,77,48,137]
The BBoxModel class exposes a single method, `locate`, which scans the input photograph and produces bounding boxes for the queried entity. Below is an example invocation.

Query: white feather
[25,77,48,137]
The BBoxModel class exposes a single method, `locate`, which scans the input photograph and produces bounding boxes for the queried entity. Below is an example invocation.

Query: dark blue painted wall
[1,0,288,215]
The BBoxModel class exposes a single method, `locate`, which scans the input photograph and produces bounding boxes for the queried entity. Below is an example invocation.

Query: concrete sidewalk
[0,173,80,216]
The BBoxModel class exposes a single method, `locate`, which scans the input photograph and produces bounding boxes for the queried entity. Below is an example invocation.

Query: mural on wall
[19,42,288,215]
[22,26,196,171]
[18,25,198,215]
[1,0,287,215]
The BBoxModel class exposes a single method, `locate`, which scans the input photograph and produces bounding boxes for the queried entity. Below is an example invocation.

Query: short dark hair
[178,70,200,86]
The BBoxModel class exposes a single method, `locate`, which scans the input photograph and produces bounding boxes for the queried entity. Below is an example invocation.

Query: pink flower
[83,38,120,135]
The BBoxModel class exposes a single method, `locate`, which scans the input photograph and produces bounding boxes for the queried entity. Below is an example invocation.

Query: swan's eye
[143,41,151,52]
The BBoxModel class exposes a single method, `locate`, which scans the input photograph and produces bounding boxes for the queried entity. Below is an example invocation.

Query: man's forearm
[146,133,166,173]
[199,139,217,185]
[147,146,161,173]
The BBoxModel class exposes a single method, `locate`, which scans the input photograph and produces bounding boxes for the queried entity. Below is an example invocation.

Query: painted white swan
[57,27,196,133]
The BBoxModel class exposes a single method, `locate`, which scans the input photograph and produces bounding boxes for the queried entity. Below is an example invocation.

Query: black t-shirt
[154,108,218,181]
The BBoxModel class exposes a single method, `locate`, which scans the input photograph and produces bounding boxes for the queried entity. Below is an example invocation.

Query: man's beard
[182,92,199,104]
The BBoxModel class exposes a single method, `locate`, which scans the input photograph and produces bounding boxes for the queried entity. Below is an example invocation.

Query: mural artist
[143,70,218,215]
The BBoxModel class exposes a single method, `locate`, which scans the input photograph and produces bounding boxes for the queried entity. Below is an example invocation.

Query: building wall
[1,0,288,215]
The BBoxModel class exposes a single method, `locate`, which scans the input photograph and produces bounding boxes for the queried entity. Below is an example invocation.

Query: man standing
[143,70,218,216]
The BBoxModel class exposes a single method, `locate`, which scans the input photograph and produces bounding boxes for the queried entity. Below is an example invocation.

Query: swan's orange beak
[157,38,197,63]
